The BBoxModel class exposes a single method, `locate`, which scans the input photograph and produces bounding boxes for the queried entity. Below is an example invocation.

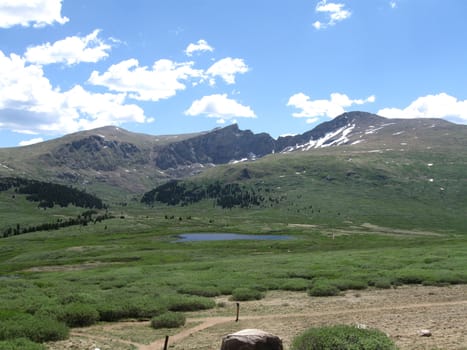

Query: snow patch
[351,139,364,145]
[364,123,395,135]
[392,131,404,136]
[283,124,356,152]
[229,153,257,164]
[230,158,249,164]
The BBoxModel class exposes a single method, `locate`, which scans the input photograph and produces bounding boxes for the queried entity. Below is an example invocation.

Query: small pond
[175,233,293,242]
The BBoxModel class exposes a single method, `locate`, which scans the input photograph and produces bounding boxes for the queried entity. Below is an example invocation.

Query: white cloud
[185,39,214,57]
[287,92,375,123]
[89,58,204,101]
[185,94,256,121]
[312,21,322,30]
[390,1,397,9]
[0,51,151,135]
[19,137,44,146]
[0,0,68,28]
[377,93,467,122]
[24,30,112,66]
[206,57,249,85]
[313,0,351,29]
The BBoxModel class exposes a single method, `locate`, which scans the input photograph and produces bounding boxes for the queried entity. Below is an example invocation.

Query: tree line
[2,210,114,238]
[141,180,265,209]
[0,177,105,209]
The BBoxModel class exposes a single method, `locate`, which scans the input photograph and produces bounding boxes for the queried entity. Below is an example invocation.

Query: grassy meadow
[1,145,466,347]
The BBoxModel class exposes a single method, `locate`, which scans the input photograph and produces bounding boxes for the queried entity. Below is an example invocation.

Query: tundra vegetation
[291,325,397,350]
[0,146,466,347]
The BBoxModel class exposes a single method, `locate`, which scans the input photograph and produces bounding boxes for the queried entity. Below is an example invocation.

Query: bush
[97,296,167,321]
[230,288,263,301]
[373,278,392,289]
[332,279,368,291]
[151,312,186,329]
[165,295,215,312]
[0,338,46,350]
[281,279,310,291]
[308,282,339,297]
[59,303,99,327]
[291,324,397,350]
[177,285,221,297]
[0,312,68,343]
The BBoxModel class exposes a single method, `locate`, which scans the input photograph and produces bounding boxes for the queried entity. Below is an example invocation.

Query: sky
[1,0,467,147]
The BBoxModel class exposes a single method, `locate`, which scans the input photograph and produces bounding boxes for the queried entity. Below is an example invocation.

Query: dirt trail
[138,317,232,350]
[140,299,467,350]
[47,285,467,350]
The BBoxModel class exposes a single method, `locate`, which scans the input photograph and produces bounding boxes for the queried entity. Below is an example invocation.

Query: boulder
[221,329,283,350]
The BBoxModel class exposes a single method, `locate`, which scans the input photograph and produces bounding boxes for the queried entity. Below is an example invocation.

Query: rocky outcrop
[154,124,275,170]
[220,329,283,350]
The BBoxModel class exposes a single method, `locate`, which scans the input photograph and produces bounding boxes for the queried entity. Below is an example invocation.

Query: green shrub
[230,288,263,301]
[374,278,392,289]
[96,302,129,322]
[59,303,99,327]
[333,279,368,291]
[150,312,186,329]
[308,282,339,297]
[291,324,397,350]
[0,338,46,350]
[177,285,221,297]
[281,279,310,291]
[165,295,215,312]
[0,312,68,343]
[97,296,167,321]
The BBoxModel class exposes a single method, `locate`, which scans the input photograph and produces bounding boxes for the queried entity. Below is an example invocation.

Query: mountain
[0,111,465,198]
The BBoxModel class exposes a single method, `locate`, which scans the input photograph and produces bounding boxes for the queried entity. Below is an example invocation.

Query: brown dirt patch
[24,261,114,272]
[47,285,467,350]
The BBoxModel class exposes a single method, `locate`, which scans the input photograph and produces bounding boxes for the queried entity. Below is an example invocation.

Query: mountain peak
[334,111,386,125]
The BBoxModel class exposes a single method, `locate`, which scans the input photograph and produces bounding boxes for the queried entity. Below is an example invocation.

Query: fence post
[163,335,169,350]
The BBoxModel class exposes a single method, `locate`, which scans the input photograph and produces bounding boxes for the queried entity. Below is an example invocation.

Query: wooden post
[163,335,169,350]
[235,302,240,322]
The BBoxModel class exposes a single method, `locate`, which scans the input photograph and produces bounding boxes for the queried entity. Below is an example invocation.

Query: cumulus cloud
[0,0,69,28]
[206,57,249,85]
[185,39,214,56]
[377,93,467,122]
[287,92,375,123]
[313,0,351,30]
[24,30,112,66]
[0,51,151,135]
[185,94,256,122]
[89,58,204,101]
[390,1,397,9]
[19,137,44,146]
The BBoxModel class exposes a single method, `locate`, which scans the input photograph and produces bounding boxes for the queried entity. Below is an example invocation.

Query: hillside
[0,111,466,202]
[140,113,467,232]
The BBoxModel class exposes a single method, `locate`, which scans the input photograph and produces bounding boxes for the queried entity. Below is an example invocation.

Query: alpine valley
[1,110,466,231]
[1,111,467,350]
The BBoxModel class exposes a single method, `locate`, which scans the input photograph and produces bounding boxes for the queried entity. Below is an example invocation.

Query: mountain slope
[0,112,466,199]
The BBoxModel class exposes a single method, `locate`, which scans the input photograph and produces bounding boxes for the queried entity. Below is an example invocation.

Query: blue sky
[1,0,467,147]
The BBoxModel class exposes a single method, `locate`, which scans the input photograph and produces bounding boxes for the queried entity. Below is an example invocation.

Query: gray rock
[221,329,283,350]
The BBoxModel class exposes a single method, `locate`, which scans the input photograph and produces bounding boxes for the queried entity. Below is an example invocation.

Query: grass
[0,145,466,347]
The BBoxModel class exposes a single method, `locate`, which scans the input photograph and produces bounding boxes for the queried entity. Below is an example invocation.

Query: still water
[175,233,292,242]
